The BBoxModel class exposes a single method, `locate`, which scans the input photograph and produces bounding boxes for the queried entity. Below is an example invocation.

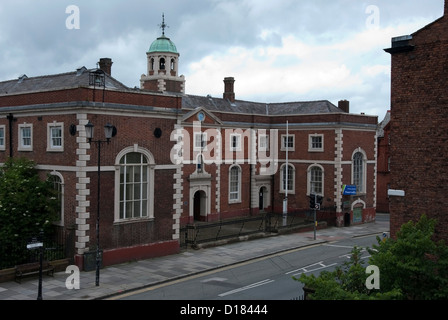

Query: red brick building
[385,1,448,240]
[0,26,378,269]
[376,110,391,213]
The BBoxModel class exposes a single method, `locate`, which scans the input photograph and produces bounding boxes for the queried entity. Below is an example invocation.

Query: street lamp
[85,121,116,286]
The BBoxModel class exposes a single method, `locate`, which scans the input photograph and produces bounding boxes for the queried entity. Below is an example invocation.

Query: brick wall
[0,87,182,109]
[388,9,448,240]
[0,81,379,266]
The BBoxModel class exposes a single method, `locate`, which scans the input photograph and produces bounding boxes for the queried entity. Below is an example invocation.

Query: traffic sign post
[27,232,44,300]
[309,194,322,240]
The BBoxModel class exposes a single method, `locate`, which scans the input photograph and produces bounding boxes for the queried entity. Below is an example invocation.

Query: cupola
[140,14,185,93]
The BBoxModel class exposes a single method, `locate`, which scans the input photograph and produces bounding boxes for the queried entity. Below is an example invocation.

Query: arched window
[281,164,295,193]
[229,165,241,202]
[160,58,166,70]
[353,151,365,193]
[150,58,154,71]
[309,166,323,195]
[48,172,64,225]
[170,58,175,71]
[119,152,149,219]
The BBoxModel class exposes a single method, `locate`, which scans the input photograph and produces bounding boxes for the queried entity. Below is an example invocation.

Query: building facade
[385,1,448,240]
[0,26,378,269]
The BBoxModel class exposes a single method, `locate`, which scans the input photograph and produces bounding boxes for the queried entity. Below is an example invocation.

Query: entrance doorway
[259,186,268,211]
[193,190,206,221]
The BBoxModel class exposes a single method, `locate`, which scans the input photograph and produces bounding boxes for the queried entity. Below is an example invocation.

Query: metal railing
[180,211,322,249]
[181,215,267,249]
[0,227,70,270]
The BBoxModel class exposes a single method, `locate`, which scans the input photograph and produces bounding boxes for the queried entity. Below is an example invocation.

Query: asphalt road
[113,233,382,301]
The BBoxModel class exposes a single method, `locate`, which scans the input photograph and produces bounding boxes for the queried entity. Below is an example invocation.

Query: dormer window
[18,74,28,83]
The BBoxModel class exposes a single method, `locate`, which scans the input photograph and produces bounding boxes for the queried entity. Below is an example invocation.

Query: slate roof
[0,67,346,116]
[182,94,345,115]
[0,67,129,95]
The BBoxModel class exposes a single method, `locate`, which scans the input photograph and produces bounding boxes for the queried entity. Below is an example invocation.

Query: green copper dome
[148,35,178,54]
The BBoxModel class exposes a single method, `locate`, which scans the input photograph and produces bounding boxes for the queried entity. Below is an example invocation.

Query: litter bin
[83,250,102,271]
[344,212,350,227]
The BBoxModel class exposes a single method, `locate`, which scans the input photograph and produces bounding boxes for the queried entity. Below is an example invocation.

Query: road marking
[201,277,227,283]
[324,244,353,249]
[285,261,337,277]
[106,236,383,300]
[218,279,274,297]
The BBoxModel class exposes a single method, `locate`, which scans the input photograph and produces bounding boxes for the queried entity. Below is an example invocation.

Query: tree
[368,214,448,300]
[294,214,448,300]
[294,246,401,300]
[0,157,59,268]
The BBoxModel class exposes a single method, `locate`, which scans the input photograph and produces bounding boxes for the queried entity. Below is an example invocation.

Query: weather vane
[159,13,169,36]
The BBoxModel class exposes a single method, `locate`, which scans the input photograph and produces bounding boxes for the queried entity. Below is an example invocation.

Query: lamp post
[85,121,116,286]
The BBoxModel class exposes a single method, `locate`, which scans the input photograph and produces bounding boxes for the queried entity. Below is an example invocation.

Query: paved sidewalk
[0,217,389,300]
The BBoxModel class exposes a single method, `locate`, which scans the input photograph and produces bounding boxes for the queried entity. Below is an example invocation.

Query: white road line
[285,261,324,275]
[201,277,228,283]
[218,279,275,297]
[291,263,337,277]
[324,244,354,249]
[286,261,338,277]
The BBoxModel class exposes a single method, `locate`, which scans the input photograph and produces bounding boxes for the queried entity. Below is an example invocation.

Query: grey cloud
[0,0,444,117]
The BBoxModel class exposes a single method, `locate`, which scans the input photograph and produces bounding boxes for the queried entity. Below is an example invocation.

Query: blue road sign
[343,184,357,195]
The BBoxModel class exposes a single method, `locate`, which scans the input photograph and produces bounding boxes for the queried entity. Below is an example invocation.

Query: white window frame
[47,122,64,152]
[307,164,324,196]
[281,134,295,151]
[114,146,155,223]
[280,163,295,194]
[258,134,269,152]
[230,134,241,152]
[308,134,324,152]
[228,165,242,203]
[18,123,33,151]
[48,171,64,226]
[0,125,5,151]
[194,132,207,151]
[352,148,367,194]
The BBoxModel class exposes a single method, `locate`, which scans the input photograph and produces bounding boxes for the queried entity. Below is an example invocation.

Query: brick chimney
[98,58,113,76]
[338,100,350,113]
[223,77,235,103]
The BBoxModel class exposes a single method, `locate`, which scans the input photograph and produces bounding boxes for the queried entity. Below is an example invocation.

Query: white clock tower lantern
[140,14,185,93]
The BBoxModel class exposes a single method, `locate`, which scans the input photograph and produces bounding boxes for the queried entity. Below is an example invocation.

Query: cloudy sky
[0,0,445,118]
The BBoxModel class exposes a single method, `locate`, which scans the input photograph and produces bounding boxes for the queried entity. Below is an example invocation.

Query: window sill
[280,190,295,195]
[113,217,154,225]
[308,149,324,153]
